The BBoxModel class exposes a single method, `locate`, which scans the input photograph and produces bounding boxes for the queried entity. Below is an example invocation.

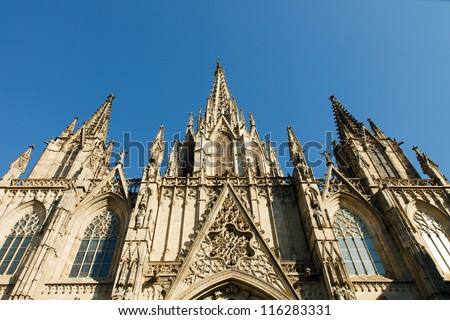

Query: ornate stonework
[0,63,449,300]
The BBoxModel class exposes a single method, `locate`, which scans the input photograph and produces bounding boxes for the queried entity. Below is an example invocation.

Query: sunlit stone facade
[0,63,449,300]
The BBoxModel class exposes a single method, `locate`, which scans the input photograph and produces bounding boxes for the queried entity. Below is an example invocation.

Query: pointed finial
[249,112,256,127]
[107,93,115,102]
[187,112,194,127]
[61,116,79,137]
[367,117,385,137]
[214,59,225,76]
[9,145,34,173]
[329,95,339,106]
[116,150,128,167]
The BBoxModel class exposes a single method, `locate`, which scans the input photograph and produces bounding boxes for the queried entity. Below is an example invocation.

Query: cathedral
[0,62,449,300]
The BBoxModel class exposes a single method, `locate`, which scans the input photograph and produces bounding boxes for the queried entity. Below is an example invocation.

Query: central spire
[329,95,363,141]
[204,61,239,128]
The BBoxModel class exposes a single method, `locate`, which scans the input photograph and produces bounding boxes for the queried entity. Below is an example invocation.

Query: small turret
[413,146,448,186]
[1,145,34,183]
[287,126,312,181]
[147,126,165,180]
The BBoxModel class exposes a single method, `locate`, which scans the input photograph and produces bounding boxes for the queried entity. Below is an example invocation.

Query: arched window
[333,209,385,276]
[0,211,40,275]
[251,143,263,176]
[367,144,397,178]
[53,145,79,178]
[69,210,120,278]
[414,210,450,274]
[214,133,233,176]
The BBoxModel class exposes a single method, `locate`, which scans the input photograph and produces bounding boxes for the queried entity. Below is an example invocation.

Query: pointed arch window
[214,133,233,176]
[414,210,450,274]
[251,143,263,176]
[367,144,397,178]
[53,145,80,178]
[333,209,385,276]
[69,210,120,278]
[0,211,40,275]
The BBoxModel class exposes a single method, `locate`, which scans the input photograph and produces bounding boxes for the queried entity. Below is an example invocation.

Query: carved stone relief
[183,195,284,291]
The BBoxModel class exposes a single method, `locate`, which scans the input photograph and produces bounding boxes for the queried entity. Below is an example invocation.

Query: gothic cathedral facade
[0,63,449,300]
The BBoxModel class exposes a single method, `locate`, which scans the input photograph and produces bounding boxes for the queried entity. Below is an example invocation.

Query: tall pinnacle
[367,117,386,138]
[83,94,114,140]
[60,117,78,138]
[149,126,165,168]
[329,95,363,141]
[1,145,34,183]
[412,146,448,185]
[205,61,238,127]
[10,145,34,174]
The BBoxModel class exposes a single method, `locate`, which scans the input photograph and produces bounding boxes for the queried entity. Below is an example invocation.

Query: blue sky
[1,0,449,179]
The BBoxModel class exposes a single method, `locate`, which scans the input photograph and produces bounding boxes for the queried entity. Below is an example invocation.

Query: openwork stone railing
[10,179,73,189]
[353,281,420,299]
[42,283,113,296]
[376,178,438,187]
[316,178,366,195]
[162,176,292,187]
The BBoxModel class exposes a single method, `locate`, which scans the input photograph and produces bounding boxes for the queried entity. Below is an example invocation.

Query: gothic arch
[0,200,46,276]
[0,200,46,233]
[405,200,450,276]
[325,194,396,278]
[249,141,265,176]
[53,193,130,281]
[326,193,387,234]
[212,132,234,176]
[174,269,291,300]
[405,200,450,235]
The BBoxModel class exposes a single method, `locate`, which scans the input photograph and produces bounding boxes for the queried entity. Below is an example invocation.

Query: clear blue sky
[1,0,449,179]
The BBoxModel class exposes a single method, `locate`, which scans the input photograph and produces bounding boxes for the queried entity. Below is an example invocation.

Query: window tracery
[69,210,120,278]
[53,145,80,178]
[333,209,385,276]
[414,210,450,274]
[0,211,40,275]
[214,133,233,176]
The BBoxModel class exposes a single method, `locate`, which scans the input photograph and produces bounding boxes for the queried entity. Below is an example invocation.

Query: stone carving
[209,225,254,266]
[313,206,326,229]
[414,210,445,235]
[202,283,260,300]
[135,204,145,229]
[332,284,355,300]
[10,179,72,189]
[43,283,112,296]
[183,195,284,291]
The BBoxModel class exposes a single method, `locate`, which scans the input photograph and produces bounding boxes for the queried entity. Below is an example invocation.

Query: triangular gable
[166,182,299,299]
[209,115,238,140]
[80,165,128,204]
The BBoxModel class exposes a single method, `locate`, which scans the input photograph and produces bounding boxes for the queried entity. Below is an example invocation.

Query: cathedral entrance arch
[173,270,290,300]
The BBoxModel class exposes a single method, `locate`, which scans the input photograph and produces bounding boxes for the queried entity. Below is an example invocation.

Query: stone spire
[85,93,114,139]
[204,61,239,128]
[186,112,195,138]
[287,126,312,180]
[268,140,283,177]
[1,145,34,183]
[60,117,78,138]
[147,126,165,180]
[367,117,386,139]
[413,146,448,185]
[287,126,304,157]
[329,95,363,141]
[165,140,179,177]
[72,94,114,142]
